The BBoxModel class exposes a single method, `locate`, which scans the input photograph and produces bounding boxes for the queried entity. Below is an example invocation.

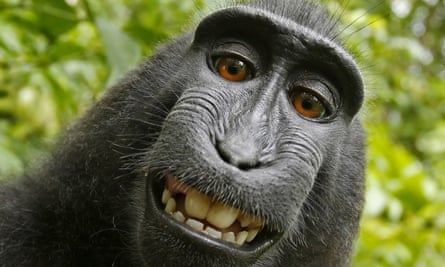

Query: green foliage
[0,0,444,265]
[327,0,445,265]
[0,0,203,175]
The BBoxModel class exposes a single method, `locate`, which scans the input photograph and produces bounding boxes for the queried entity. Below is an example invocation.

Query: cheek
[304,121,347,154]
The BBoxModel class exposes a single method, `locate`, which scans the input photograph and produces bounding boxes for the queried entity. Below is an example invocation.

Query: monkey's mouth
[160,175,267,246]
[141,171,281,263]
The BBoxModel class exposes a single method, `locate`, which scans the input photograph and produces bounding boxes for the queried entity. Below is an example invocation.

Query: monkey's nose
[217,136,261,170]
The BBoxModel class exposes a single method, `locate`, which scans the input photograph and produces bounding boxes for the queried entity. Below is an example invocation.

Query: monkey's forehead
[192,4,364,113]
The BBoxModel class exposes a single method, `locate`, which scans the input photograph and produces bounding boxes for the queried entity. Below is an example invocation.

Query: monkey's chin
[138,175,281,264]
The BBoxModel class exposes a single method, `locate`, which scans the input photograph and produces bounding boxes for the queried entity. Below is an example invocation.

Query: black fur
[0,1,365,266]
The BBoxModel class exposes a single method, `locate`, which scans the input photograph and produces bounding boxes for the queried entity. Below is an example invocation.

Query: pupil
[302,98,314,110]
[228,62,242,75]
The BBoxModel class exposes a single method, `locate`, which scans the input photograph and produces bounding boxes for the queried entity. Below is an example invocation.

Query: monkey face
[0,1,366,266]
[135,2,365,267]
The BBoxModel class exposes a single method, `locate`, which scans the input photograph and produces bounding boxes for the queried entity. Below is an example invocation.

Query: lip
[144,173,281,260]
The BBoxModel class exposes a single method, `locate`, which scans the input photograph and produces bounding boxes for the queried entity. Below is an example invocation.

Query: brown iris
[215,57,250,82]
[292,90,327,119]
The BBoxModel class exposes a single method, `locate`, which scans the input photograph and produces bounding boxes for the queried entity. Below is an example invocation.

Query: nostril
[217,139,261,170]
[217,143,232,165]
[237,161,261,171]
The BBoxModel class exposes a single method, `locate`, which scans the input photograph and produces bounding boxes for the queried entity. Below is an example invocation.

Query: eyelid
[211,41,260,73]
[288,80,338,120]
[213,41,256,58]
[290,79,337,108]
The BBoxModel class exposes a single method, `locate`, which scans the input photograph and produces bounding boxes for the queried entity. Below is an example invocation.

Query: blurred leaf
[95,17,142,85]
[0,146,23,176]
[0,127,24,176]
[35,1,78,38]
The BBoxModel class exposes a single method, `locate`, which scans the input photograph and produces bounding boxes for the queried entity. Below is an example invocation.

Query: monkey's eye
[291,89,330,119]
[214,56,252,82]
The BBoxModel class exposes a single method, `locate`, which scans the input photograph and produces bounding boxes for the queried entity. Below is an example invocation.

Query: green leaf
[37,1,77,37]
[95,17,142,85]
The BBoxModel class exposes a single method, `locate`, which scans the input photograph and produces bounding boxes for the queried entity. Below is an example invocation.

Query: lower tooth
[236,231,248,245]
[204,226,222,239]
[165,198,176,213]
[222,232,235,243]
[186,218,204,231]
[246,228,260,242]
[172,211,185,223]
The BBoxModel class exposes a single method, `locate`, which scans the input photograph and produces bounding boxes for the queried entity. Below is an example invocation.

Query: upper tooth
[165,198,176,213]
[238,213,264,229]
[206,201,240,229]
[248,218,263,229]
[238,213,253,228]
[162,188,171,204]
[185,188,212,219]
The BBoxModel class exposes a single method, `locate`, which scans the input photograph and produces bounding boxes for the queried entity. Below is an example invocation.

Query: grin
[161,175,266,246]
